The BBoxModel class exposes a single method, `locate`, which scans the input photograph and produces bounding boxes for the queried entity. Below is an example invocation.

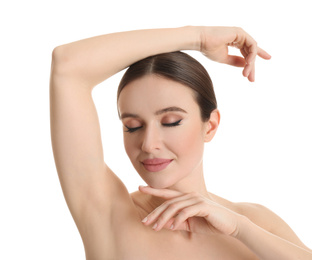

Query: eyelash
[124,119,182,133]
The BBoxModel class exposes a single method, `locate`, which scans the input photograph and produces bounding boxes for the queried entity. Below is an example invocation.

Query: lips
[141,158,173,172]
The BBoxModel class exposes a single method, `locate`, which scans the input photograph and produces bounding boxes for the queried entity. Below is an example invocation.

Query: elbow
[51,46,64,76]
[51,46,63,65]
[51,45,72,76]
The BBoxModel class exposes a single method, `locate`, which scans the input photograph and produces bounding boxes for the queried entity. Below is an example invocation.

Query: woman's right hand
[198,26,271,82]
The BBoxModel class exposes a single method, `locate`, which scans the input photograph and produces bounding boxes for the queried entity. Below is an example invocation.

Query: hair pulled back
[117,51,217,121]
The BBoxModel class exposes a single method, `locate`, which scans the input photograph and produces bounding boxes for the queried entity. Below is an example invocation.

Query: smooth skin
[50,26,312,259]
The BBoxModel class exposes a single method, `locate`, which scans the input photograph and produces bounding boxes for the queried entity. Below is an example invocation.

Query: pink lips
[142,158,173,172]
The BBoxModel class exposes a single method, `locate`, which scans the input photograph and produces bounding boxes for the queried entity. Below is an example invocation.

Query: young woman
[50,26,312,259]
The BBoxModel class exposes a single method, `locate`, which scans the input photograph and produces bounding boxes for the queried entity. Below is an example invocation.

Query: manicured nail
[152,223,158,230]
[170,224,174,230]
[142,217,148,223]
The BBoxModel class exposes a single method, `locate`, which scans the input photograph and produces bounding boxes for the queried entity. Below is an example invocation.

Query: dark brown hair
[117,51,217,121]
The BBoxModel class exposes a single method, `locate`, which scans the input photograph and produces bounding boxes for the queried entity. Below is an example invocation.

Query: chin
[140,173,182,190]
[134,162,194,189]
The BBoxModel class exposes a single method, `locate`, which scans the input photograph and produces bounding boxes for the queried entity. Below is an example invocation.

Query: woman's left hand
[139,186,245,237]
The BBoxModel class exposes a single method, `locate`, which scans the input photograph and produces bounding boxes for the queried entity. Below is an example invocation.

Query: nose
[141,124,162,153]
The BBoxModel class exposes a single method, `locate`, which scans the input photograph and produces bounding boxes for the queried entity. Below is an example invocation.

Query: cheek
[168,124,205,160]
[124,136,134,157]
[124,135,141,164]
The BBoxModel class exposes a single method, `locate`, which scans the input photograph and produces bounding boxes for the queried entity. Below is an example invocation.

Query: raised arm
[50,26,206,253]
[52,26,270,88]
[50,26,200,215]
[51,27,199,90]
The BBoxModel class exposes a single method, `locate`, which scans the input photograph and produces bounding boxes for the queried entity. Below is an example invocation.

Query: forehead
[117,74,199,116]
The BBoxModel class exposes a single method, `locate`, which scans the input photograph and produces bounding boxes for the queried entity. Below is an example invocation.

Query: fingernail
[142,217,148,223]
[152,223,158,229]
[170,224,174,230]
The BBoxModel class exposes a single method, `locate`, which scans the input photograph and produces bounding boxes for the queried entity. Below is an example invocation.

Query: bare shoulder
[209,193,285,233]
[208,193,269,229]
[208,192,310,251]
[235,201,311,251]
[234,202,271,230]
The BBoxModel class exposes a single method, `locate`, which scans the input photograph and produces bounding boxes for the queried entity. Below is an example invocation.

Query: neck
[148,161,211,208]
[170,160,209,194]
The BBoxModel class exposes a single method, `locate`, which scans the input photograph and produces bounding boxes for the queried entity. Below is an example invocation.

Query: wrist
[231,214,252,239]
[180,26,202,51]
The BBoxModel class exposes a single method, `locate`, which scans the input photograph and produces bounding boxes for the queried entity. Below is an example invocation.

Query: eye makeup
[125,125,143,133]
[162,119,182,127]
[124,119,182,133]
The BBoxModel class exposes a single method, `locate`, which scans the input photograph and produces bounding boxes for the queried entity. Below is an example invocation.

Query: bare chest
[84,223,259,260]
[85,194,260,260]
[109,228,259,260]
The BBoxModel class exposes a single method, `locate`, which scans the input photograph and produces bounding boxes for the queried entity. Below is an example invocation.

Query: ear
[203,109,220,142]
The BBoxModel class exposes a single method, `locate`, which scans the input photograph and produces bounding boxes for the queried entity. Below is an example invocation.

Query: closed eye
[162,119,182,127]
[124,119,182,133]
[124,125,143,133]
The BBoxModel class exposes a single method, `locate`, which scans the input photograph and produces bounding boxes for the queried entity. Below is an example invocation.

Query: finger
[240,47,248,59]
[257,47,271,60]
[142,193,195,226]
[242,63,252,78]
[171,202,205,231]
[242,64,256,82]
[244,45,270,83]
[246,47,270,82]
[246,43,258,65]
[139,185,183,199]
[248,64,256,82]
[224,55,245,67]
[234,29,257,65]
[148,197,202,231]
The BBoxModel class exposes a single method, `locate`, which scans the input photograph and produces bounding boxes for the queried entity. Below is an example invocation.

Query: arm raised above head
[52,26,200,90]
[52,26,270,89]
[49,26,201,213]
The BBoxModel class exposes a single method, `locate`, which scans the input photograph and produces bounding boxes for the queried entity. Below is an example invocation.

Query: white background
[0,0,311,259]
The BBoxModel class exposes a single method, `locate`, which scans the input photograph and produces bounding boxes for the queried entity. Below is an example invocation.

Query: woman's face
[117,74,218,189]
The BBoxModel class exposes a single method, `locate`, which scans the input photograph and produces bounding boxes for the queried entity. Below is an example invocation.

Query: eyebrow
[120,106,187,119]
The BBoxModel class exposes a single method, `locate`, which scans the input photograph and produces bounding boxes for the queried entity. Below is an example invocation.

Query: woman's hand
[139,186,245,237]
[199,26,271,82]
